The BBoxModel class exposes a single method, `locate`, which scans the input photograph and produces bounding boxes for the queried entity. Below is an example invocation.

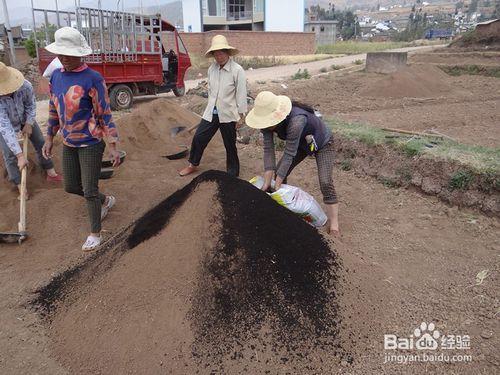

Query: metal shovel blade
[0,232,27,244]
[163,148,189,160]
[170,126,187,137]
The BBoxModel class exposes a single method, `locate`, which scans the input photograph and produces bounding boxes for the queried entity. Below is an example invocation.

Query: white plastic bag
[250,176,327,227]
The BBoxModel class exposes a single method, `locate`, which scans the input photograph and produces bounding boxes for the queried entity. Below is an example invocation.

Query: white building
[182,0,305,32]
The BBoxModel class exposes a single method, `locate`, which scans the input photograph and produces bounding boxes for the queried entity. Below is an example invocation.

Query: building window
[207,0,223,16]
[228,0,248,20]
[320,26,325,32]
[312,27,315,32]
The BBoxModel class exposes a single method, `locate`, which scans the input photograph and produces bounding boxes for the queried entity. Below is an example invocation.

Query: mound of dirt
[117,98,198,153]
[35,171,343,374]
[450,27,500,50]
[360,64,454,98]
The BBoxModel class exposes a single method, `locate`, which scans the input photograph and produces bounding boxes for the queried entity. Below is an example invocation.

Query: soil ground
[0,48,499,374]
[251,61,500,148]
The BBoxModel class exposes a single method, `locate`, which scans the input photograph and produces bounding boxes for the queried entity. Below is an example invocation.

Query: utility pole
[1,0,17,65]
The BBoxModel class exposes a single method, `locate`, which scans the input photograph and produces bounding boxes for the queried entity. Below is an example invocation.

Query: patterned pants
[278,140,338,204]
[62,141,106,233]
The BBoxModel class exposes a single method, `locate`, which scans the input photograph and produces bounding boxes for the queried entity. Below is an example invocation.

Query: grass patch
[378,176,400,188]
[439,65,500,78]
[340,159,352,171]
[449,170,474,190]
[327,119,500,174]
[317,41,410,55]
[292,69,311,80]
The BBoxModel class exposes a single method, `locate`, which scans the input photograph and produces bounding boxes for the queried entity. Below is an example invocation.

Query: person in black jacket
[246,91,339,236]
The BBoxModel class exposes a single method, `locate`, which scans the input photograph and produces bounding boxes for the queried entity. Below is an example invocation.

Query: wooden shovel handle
[188,112,203,133]
[18,137,28,234]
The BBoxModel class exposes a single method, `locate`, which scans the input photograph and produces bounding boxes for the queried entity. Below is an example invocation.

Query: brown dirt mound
[360,64,454,98]
[35,171,343,374]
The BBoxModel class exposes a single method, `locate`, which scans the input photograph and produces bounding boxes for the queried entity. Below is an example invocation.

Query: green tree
[494,0,500,18]
[23,39,36,58]
[23,24,57,58]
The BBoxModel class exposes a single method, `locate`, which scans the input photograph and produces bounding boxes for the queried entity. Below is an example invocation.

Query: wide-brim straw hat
[246,91,292,129]
[45,26,92,57]
[0,62,24,95]
[205,35,239,58]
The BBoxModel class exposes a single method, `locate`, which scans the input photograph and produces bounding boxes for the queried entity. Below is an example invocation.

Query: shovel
[0,137,28,244]
[170,121,200,137]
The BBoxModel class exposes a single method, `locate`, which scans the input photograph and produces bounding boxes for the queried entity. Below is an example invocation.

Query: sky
[1,0,179,24]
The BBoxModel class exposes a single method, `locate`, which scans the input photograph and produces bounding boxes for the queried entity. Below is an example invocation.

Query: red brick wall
[179,31,316,56]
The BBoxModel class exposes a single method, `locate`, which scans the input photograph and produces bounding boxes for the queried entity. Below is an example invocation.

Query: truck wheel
[173,86,185,97]
[110,84,133,110]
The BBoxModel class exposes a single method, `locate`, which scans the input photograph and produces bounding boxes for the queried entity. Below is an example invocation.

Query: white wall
[182,0,202,32]
[265,0,305,32]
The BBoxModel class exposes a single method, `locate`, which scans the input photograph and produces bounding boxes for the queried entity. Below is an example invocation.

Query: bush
[354,59,364,65]
[331,64,343,70]
[23,39,36,58]
[320,67,328,73]
[291,69,311,80]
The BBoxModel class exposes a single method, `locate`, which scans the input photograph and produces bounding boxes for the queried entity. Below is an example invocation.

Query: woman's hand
[274,176,284,191]
[42,138,53,160]
[22,123,33,137]
[16,153,28,171]
[261,170,274,192]
[108,143,121,167]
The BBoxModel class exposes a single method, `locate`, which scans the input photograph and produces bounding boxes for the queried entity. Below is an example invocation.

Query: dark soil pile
[35,171,343,374]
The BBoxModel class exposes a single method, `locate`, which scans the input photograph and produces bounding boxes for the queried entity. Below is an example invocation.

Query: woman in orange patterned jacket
[42,27,120,252]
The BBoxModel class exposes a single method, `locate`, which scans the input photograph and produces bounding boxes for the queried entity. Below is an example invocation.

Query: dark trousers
[62,141,106,233]
[188,115,239,177]
[0,122,54,185]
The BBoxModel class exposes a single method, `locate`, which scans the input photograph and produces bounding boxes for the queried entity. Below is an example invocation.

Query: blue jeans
[0,122,54,186]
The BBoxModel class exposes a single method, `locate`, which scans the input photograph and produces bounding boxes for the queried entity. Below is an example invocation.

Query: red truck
[33,6,191,110]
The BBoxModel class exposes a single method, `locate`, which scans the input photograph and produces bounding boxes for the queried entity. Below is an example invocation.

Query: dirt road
[184,45,446,89]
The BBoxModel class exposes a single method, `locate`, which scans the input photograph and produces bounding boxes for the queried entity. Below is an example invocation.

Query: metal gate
[32,6,163,63]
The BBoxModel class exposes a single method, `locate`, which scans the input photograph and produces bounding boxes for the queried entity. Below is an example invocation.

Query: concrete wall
[305,23,337,46]
[182,0,202,32]
[365,52,408,74]
[265,0,305,32]
[180,30,315,56]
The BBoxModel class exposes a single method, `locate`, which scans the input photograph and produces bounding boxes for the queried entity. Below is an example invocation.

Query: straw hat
[0,62,24,96]
[205,35,239,58]
[45,27,92,57]
[246,91,292,129]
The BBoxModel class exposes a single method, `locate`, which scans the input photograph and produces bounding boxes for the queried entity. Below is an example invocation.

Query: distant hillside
[305,0,445,11]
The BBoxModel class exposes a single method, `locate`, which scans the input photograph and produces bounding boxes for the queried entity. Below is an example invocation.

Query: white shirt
[202,58,248,123]
[43,57,63,79]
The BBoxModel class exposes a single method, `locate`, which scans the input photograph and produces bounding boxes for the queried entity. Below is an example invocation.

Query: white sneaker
[82,235,101,252]
[101,195,116,220]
